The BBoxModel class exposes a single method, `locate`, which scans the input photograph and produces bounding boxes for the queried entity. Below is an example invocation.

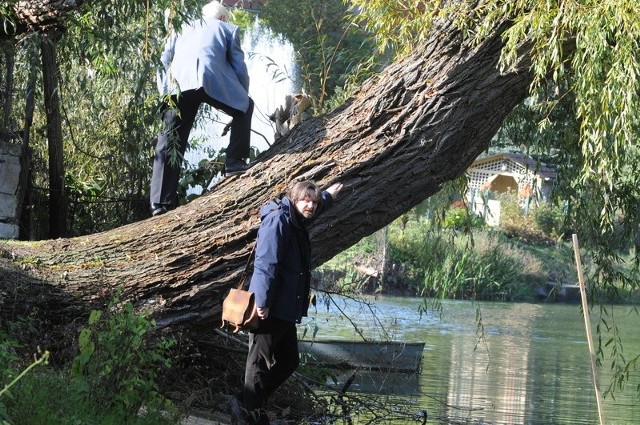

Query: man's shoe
[253,409,270,425]
[150,203,168,217]
[228,395,248,425]
[225,159,250,176]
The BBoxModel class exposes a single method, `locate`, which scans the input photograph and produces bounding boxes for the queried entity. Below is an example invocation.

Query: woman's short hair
[289,180,321,204]
[202,1,229,21]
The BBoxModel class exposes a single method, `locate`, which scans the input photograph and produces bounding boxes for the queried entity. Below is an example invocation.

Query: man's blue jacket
[248,192,333,323]
[157,16,250,113]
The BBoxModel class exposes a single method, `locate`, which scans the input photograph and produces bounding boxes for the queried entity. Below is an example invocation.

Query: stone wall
[0,141,26,239]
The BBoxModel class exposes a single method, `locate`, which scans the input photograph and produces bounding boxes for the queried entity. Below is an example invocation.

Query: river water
[300,295,640,424]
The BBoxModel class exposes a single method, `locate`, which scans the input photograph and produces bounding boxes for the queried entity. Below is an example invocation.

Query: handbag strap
[236,241,257,290]
[236,204,281,290]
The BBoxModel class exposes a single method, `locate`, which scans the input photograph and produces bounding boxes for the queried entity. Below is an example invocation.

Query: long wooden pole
[572,234,606,425]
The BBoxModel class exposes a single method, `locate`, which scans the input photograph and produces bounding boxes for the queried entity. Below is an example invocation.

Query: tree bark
[40,32,67,238]
[1,41,15,134]
[0,17,533,344]
[17,43,38,240]
[1,0,85,38]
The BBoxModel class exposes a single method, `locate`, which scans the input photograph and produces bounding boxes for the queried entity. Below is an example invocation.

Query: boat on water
[324,369,421,395]
[298,339,424,373]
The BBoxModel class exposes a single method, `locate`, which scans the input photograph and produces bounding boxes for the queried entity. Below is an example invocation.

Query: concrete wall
[0,141,25,239]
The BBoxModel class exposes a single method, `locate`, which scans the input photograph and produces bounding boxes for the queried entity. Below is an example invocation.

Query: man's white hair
[202,1,229,20]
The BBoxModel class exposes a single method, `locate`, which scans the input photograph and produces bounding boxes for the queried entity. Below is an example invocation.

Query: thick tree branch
[1,0,85,37]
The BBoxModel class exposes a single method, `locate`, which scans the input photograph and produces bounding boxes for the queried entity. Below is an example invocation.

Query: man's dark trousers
[150,87,253,206]
[243,316,299,413]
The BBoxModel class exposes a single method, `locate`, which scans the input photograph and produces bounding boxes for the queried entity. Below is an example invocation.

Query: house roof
[470,152,557,179]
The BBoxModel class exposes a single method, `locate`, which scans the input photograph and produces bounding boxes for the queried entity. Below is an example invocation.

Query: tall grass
[389,221,544,301]
[318,214,550,301]
[428,236,543,300]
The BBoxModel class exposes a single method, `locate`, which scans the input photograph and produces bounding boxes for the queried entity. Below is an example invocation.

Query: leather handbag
[221,243,259,333]
[221,287,259,333]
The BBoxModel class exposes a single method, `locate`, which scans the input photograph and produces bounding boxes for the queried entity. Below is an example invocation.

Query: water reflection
[302,296,640,424]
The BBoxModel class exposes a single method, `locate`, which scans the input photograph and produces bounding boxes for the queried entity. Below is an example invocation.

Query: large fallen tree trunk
[0,16,533,344]
[1,0,85,38]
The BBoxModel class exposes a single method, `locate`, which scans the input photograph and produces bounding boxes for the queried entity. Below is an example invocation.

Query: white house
[466,152,557,226]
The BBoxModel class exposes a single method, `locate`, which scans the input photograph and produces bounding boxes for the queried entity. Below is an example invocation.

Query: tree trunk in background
[380,226,388,289]
[0,17,535,348]
[18,45,38,240]
[1,42,15,134]
[40,32,67,238]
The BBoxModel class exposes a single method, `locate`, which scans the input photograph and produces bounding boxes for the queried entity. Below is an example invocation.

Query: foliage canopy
[259,0,376,109]
[350,0,640,264]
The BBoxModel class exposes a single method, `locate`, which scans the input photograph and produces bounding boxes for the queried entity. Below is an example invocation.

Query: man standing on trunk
[151,1,253,216]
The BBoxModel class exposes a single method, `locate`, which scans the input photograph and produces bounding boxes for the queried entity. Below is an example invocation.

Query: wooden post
[572,234,606,425]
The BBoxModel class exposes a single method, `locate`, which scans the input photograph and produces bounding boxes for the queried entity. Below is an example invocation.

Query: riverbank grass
[317,215,579,301]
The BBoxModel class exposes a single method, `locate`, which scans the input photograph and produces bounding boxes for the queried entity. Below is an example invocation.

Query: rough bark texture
[40,32,67,238]
[0,16,533,343]
[1,0,84,37]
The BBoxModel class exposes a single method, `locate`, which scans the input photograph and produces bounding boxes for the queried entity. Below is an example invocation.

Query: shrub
[0,331,19,387]
[534,202,565,238]
[71,298,176,422]
[444,204,467,230]
[0,331,20,423]
[498,191,550,243]
[443,201,484,230]
[1,339,57,425]
[418,233,539,301]
[317,208,552,301]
